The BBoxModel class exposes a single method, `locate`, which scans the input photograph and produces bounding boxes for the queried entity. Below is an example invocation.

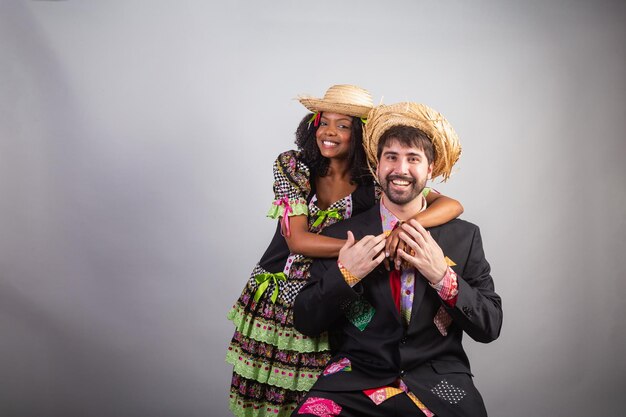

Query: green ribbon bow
[312,208,343,227]
[254,272,287,303]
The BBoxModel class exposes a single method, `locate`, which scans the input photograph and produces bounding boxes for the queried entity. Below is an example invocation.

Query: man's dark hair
[376,125,435,164]
[295,112,373,185]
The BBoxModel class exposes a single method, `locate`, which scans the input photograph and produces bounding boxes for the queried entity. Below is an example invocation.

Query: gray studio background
[1,1,625,416]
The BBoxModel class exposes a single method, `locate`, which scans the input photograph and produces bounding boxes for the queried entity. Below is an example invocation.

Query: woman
[226,85,463,417]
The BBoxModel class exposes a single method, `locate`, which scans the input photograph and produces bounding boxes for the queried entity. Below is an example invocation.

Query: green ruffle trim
[266,199,308,219]
[225,346,324,391]
[227,306,329,352]
[423,186,431,197]
[229,390,299,417]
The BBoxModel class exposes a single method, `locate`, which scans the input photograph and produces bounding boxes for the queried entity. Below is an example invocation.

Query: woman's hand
[384,225,411,271]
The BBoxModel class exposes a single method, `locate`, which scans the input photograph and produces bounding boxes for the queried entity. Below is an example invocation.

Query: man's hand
[338,231,386,280]
[396,219,447,285]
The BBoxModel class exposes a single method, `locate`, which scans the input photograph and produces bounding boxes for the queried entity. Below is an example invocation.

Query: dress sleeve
[266,150,311,219]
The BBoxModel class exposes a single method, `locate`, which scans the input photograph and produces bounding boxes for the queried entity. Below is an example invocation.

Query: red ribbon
[274,197,293,237]
[314,112,321,127]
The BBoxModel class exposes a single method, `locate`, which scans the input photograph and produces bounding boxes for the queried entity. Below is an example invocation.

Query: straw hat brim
[298,97,372,118]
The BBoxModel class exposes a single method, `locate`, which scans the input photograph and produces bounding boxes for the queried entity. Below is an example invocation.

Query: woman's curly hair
[294,113,373,186]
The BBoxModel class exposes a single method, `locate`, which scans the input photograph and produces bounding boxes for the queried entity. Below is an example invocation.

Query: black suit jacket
[293,202,503,417]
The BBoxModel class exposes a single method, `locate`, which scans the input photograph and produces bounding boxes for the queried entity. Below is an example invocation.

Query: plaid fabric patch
[337,261,360,287]
[434,306,453,336]
[437,267,459,300]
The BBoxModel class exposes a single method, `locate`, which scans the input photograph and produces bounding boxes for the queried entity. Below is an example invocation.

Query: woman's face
[315,112,353,160]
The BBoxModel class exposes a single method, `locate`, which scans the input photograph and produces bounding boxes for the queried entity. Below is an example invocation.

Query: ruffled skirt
[226,260,330,417]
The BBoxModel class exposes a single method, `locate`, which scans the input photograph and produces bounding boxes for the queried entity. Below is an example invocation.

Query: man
[292,102,502,417]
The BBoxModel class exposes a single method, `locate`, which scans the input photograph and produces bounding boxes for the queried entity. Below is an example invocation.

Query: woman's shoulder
[270,150,312,203]
[273,150,312,181]
[276,149,300,160]
[274,150,308,170]
[275,149,303,164]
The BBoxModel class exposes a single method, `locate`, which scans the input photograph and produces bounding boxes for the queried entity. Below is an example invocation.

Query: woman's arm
[417,191,464,227]
[283,215,345,258]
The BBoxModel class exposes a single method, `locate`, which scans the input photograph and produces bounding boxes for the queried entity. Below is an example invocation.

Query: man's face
[376,138,433,205]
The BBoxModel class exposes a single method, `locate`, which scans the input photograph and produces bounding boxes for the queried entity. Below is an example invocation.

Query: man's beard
[380,174,426,205]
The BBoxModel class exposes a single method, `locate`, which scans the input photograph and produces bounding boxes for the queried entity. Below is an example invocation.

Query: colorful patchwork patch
[323,358,352,376]
[431,379,467,404]
[364,386,403,405]
[406,392,434,417]
[434,306,453,336]
[298,396,342,416]
[343,297,375,331]
[363,382,434,417]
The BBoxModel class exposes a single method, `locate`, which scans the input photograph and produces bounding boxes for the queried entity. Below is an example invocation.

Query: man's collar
[380,194,427,219]
[379,194,427,234]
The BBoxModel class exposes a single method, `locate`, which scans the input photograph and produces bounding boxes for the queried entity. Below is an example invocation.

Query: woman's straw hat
[297,84,374,118]
[363,102,462,181]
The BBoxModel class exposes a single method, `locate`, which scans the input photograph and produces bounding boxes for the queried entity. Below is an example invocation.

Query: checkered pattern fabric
[272,151,311,202]
[430,266,458,301]
[337,261,360,286]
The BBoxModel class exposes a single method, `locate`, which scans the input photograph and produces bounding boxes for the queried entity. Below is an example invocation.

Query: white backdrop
[1,1,625,416]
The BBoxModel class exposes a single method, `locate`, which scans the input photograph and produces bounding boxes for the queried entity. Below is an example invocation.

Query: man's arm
[397,220,502,343]
[444,225,502,343]
[293,231,386,337]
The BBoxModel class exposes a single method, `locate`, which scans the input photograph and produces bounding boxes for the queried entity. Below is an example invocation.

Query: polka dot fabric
[431,379,467,404]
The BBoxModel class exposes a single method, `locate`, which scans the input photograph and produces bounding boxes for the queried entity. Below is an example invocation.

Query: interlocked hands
[395,219,448,285]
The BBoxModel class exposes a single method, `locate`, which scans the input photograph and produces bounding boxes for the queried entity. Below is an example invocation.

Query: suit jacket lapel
[409,225,444,325]
[353,202,383,237]
[352,203,403,324]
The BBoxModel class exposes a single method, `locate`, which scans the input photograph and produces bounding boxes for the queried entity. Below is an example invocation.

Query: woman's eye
[319,121,328,126]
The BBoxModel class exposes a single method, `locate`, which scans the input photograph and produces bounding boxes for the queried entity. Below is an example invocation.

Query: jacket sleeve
[445,225,503,343]
[293,257,360,337]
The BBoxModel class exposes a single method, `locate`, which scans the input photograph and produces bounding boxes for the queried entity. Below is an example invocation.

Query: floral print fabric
[322,358,352,376]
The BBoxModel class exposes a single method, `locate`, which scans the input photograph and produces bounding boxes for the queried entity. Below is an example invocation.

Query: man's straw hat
[363,102,462,181]
[297,84,374,118]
